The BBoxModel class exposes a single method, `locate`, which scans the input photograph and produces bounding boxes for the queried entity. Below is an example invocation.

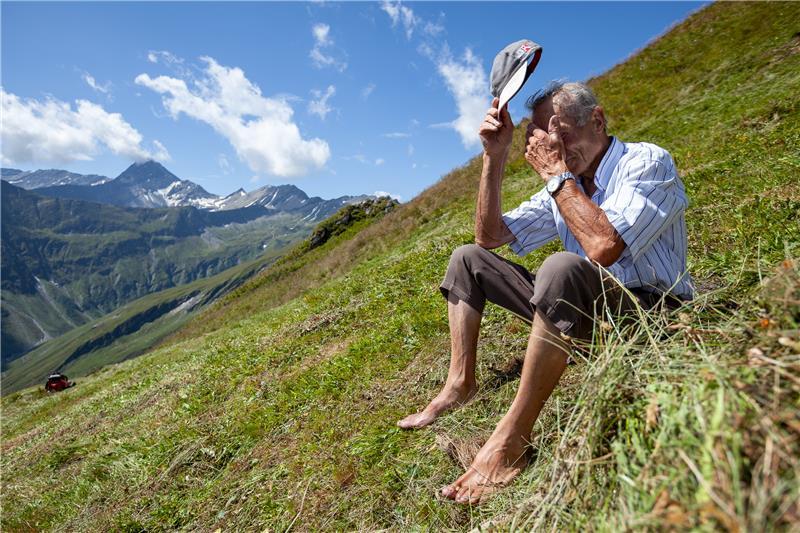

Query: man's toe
[440,483,458,499]
[397,414,420,429]
[455,485,475,504]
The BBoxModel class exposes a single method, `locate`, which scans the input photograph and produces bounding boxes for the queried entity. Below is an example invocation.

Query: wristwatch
[546,171,575,196]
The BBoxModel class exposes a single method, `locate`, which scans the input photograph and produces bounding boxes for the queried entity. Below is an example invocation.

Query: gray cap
[490,39,542,112]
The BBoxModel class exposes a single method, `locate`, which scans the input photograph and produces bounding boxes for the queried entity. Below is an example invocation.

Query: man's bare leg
[441,308,569,504]
[397,295,481,429]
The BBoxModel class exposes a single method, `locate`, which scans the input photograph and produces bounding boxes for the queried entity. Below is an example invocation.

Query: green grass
[2,2,799,530]
[0,247,284,395]
[1,196,399,396]
[1,181,318,362]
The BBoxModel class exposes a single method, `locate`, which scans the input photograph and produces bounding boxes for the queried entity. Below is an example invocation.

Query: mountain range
[1,161,375,366]
[6,160,365,217]
[1,167,110,188]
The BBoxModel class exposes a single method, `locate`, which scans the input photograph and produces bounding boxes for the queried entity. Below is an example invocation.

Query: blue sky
[1,1,705,201]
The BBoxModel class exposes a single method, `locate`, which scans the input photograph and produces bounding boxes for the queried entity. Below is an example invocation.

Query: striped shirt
[502,136,694,300]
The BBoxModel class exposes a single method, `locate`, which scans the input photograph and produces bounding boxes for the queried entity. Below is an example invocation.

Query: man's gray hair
[526,80,600,127]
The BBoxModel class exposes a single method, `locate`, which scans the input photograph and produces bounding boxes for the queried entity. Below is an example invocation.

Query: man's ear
[592,106,607,133]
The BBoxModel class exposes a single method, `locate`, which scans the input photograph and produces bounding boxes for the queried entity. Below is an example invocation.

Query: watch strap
[547,171,574,196]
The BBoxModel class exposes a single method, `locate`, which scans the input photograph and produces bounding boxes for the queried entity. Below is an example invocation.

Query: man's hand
[479,97,514,160]
[525,115,568,182]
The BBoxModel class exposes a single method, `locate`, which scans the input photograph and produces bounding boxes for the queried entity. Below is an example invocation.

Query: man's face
[529,97,607,178]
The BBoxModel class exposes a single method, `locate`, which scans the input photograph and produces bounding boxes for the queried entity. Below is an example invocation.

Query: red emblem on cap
[515,43,532,59]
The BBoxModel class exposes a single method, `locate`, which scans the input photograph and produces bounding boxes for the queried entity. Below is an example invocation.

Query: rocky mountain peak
[115,160,179,188]
[225,188,247,198]
[1,168,24,179]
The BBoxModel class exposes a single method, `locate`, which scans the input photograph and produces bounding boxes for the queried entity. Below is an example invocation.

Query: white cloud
[308,85,336,120]
[374,190,402,201]
[310,22,347,72]
[407,144,415,156]
[147,50,183,65]
[379,3,483,149]
[423,21,445,37]
[135,56,330,178]
[312,23,332,46]
[151,140,171,161]
[435,48,486,149]
[218,153,232,174]
[146,50,193,79]
[0,89,167,165]
[310,48,345,71]
[344,154,386,166]
[380,1,400,23]
[361,83,376,100]
[381,1,418,39]
[382,132,410,138]
[249,175,262,184]
[416,42,435,61]
[82,72,111,95]
[343,153,368,164]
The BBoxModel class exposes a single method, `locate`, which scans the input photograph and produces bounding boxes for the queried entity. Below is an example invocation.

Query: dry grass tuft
[435,432,489,471]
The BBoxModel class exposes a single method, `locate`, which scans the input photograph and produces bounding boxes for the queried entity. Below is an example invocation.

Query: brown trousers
[439,244,677,341]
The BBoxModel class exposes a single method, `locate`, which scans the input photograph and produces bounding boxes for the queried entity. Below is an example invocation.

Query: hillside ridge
[1,195,399,394]
[1,173,376,364]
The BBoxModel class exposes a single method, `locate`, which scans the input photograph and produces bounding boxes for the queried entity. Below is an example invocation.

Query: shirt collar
[593,136,624,192]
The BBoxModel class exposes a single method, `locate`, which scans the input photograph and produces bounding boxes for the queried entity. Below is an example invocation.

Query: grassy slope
[2,3,799,530]
[1,181,314,363]
[1,247,283,395]
[2,198,398,395]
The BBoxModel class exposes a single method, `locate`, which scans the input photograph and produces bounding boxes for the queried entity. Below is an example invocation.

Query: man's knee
[442,244,492,313]
[447,243,491,273]
[450,243,487,263]
[536,252,585,285]
[532,252,596,339]
[533,252,590,303]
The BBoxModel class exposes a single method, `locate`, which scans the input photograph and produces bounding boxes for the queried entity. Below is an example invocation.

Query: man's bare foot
[440,432,529,505]
[397,384,477,429]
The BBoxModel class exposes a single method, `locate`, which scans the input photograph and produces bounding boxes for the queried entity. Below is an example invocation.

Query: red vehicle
[44,373,75,393]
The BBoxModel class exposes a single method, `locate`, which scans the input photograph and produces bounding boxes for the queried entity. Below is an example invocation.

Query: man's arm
[551,181,625,266]
[475,154,516,249]
[525,117,624,266]
[474,97,516,249]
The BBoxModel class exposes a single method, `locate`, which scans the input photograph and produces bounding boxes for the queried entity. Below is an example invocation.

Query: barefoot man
[397,80,693,504]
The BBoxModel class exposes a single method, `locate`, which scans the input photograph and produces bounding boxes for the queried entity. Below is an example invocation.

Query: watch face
[547,177,559,193]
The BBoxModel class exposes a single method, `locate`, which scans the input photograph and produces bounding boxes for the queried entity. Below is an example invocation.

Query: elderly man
[397,81,693,504]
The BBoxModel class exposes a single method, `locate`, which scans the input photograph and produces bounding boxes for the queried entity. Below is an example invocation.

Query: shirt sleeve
[501,187,558,256]
[602,155,688,263]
